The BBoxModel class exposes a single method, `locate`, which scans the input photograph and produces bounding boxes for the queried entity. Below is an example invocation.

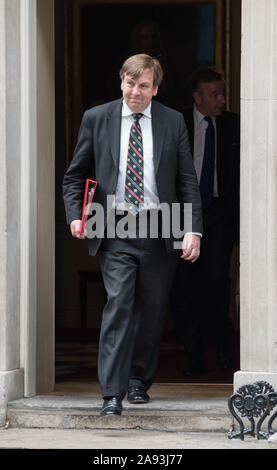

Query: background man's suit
[63,97,203,399]
[171,108,240,372]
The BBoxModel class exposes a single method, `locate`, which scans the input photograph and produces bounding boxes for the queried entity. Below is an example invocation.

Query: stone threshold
[7,393,232,433]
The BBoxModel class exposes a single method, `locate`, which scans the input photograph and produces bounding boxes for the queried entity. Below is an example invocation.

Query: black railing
[228,381,277,440]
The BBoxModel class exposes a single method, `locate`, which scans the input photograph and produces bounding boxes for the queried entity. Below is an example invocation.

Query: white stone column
[0,0,24,426]
[235,0,277,390]
[20,0,37,398]
[36,0,55,394]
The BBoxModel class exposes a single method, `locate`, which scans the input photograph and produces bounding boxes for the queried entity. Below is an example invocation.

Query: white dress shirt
[193,105,218,197]
[114,100,160,209]
[114,100,201,238]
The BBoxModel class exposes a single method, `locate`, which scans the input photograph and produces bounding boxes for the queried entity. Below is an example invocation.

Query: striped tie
[125,113,144,213]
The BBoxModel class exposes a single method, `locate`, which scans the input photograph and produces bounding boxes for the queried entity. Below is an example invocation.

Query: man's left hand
[181,233,201,263]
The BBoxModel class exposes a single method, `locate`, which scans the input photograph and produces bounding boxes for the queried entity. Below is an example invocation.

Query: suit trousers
[171,198,234,363]
[98,212,177,399]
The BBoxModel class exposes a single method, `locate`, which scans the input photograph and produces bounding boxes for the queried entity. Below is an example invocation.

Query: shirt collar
[122,100,152,118]
[193,104,215,126]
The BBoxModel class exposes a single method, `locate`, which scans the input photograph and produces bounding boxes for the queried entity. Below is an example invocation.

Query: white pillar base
[0,369,24,426]
[234,370,277,392]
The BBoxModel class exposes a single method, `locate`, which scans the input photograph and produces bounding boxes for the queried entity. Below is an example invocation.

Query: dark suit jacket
[63,98,203,255]
[183,108,240,244]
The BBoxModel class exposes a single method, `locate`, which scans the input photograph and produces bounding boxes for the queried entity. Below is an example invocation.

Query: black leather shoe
[127,386,150,404]
[100,396,122,416]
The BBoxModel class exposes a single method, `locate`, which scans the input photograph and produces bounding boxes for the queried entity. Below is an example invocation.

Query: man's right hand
[70,220,86,239]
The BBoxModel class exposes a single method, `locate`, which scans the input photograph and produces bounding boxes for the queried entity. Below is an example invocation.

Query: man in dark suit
[63,54,202,416]
[171,68,240,376]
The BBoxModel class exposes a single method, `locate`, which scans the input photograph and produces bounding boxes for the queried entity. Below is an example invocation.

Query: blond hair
[119,54,163,88]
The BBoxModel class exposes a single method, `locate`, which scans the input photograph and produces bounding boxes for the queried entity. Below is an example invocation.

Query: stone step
[7,395,232,432]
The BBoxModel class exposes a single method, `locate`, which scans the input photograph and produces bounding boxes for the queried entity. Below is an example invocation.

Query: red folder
[80,178,98,236]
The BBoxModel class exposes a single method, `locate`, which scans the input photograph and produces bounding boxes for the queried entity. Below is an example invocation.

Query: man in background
[171,68,240,376]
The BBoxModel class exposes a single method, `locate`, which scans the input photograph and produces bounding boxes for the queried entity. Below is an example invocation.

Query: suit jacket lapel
[107,99,167,176]
[183,109,194,157]
[107,98,122,171]
[151,100,165,175]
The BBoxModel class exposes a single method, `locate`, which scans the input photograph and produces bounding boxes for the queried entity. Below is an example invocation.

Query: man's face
[193,80,226,116]
[121,68,158,113]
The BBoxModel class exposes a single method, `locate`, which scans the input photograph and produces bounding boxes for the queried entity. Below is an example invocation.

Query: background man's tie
[200,116,215,208]
[125,113,144,212]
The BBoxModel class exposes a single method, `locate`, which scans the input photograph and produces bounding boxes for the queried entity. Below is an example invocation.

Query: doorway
[55,0,241,387]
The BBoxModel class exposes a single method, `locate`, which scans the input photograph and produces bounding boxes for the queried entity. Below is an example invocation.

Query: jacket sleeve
[62,112,94,224]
